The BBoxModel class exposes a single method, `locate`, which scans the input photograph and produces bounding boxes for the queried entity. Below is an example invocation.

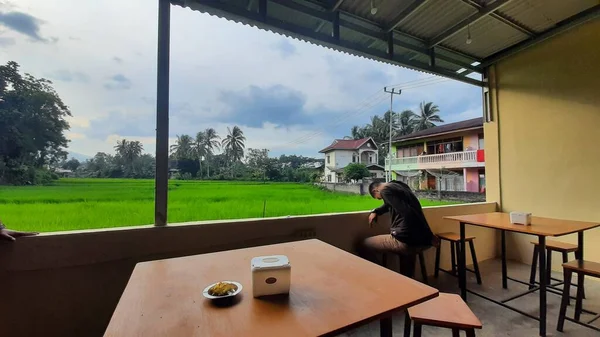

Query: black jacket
[371,180,434,246]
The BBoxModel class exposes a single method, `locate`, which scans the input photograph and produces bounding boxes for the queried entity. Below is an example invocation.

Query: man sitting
[358,180,438,277]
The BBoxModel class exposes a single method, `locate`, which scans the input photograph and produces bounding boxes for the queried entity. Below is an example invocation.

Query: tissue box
[510,212,532,225]
[251,255,291,298]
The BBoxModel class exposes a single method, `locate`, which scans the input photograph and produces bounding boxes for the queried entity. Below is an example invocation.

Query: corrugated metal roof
[173,0,599,85]
[394,117,483,142]
[497,0,598,33]
[442,15,530,59]
[396,0,477,40]
[339,0,421,27]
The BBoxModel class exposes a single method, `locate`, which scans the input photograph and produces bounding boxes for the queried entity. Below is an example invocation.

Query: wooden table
[445,212,600,337]
[104,239,438,337]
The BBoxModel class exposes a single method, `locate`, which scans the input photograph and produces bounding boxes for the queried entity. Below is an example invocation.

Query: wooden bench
[557,260,600,332]
[434,232,482,285]
[529,240,585,301]
[405,293,482,337]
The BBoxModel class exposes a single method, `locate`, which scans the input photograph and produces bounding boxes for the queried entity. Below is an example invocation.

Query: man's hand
[368,213,377,228]
[0,221,38,242]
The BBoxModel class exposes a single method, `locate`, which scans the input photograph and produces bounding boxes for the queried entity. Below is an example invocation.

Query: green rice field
[0,179,456,232]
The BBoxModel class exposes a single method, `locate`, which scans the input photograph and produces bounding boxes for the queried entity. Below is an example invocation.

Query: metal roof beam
[177,0,483,85]
[428,0,512,48]
[302,0,482,62]
[482,4,600,67]
[329,0,345,12]
[268,0,482,73]
[460,0,535,37]
[385,0,428,32]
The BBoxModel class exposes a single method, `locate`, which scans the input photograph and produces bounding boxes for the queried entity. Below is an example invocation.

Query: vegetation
[0,61,71,185]
[343,163,371,181]
[0,179,456,232]
[346,101,444,165]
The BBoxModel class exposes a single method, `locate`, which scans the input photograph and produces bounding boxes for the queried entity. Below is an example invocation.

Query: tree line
[1,60,444,185]
[61,132,324,183]
[346,101,444,166]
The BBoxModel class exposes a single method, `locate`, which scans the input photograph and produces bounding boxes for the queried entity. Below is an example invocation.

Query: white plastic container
[510,212,532,225]
[250,255,291,298]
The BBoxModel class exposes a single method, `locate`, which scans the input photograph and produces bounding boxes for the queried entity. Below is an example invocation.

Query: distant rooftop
[394,117,483,142]
[319,137,375,153]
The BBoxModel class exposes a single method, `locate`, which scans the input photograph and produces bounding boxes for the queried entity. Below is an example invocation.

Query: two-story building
[319,137,384,182]
[386,117,485,193]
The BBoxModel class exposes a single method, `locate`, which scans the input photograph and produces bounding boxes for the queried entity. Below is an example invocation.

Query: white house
[318,137,384,182]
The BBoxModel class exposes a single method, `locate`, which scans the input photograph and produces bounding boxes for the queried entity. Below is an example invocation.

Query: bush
[175,172,192,180]
[343,163,370,181]
[34,168,59,185]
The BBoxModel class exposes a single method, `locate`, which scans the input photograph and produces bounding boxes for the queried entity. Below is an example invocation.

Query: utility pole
[383,87,401,182]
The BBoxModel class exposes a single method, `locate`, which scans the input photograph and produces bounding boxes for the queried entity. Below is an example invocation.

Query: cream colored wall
[0,203,496,337]
[463,133,479,151]
[489,20,600,267]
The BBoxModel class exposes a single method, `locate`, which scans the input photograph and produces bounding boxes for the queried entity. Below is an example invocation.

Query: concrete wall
[0,203,497,337]
[320,182,366,195]
[486,20,600,267]
[333,150,354,170]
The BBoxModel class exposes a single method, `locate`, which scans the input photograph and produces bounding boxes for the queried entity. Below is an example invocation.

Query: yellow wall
[488,20,600,267]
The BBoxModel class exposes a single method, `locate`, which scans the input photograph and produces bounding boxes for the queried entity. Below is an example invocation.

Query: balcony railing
[385,150,483,170]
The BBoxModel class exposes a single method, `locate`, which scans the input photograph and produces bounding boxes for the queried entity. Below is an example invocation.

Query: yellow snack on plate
[208,282,237,296]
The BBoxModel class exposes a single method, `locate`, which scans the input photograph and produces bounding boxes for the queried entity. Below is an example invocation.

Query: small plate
[203,281,243,300]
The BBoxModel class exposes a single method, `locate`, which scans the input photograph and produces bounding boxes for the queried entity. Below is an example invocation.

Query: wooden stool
[434,232,482,285]
[529,240,585,298]
[557,260,600,332]
[382,251,428,284]
[405,293,482,337]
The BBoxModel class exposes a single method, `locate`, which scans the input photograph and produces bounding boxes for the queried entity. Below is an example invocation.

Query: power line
[269,76,452,150]
[270,89,389,150]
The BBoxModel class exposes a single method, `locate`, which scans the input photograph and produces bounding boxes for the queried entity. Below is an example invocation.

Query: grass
[0,178,457,232]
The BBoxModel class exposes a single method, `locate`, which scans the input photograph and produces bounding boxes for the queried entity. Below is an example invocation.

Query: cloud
[272,39,297,58]
[46,69,90,83]
[86,110,154,139]
[0,11,46,41]
[217,85,314,127]
[6,0,482,159]
[104,74,132,90]
[0,36,14,46]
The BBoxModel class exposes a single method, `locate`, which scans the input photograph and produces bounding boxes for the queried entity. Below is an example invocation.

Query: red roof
[319,138,374,153]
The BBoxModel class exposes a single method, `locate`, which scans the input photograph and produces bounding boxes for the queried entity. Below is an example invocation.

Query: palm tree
[114,139,143,174]
[114,139,128,158]
[414,101,444,131]
[347,125,367,140]
[202,128,220,178]
[193,131,207,178]
[126,141,143,161]
[396,109,417,136]
[222,126,246,177]
[170,134,194,160]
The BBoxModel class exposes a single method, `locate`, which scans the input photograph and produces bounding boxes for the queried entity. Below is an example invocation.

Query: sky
[0,0,482,160]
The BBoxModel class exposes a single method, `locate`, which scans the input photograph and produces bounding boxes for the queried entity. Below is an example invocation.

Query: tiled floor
[340,259,600,337]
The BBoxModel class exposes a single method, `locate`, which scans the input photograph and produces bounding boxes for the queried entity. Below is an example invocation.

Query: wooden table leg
[459,222,467,300]
[538,235,547,337]
[403,311,411,337]
[413,323,422,337]
[380,316,392,337]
